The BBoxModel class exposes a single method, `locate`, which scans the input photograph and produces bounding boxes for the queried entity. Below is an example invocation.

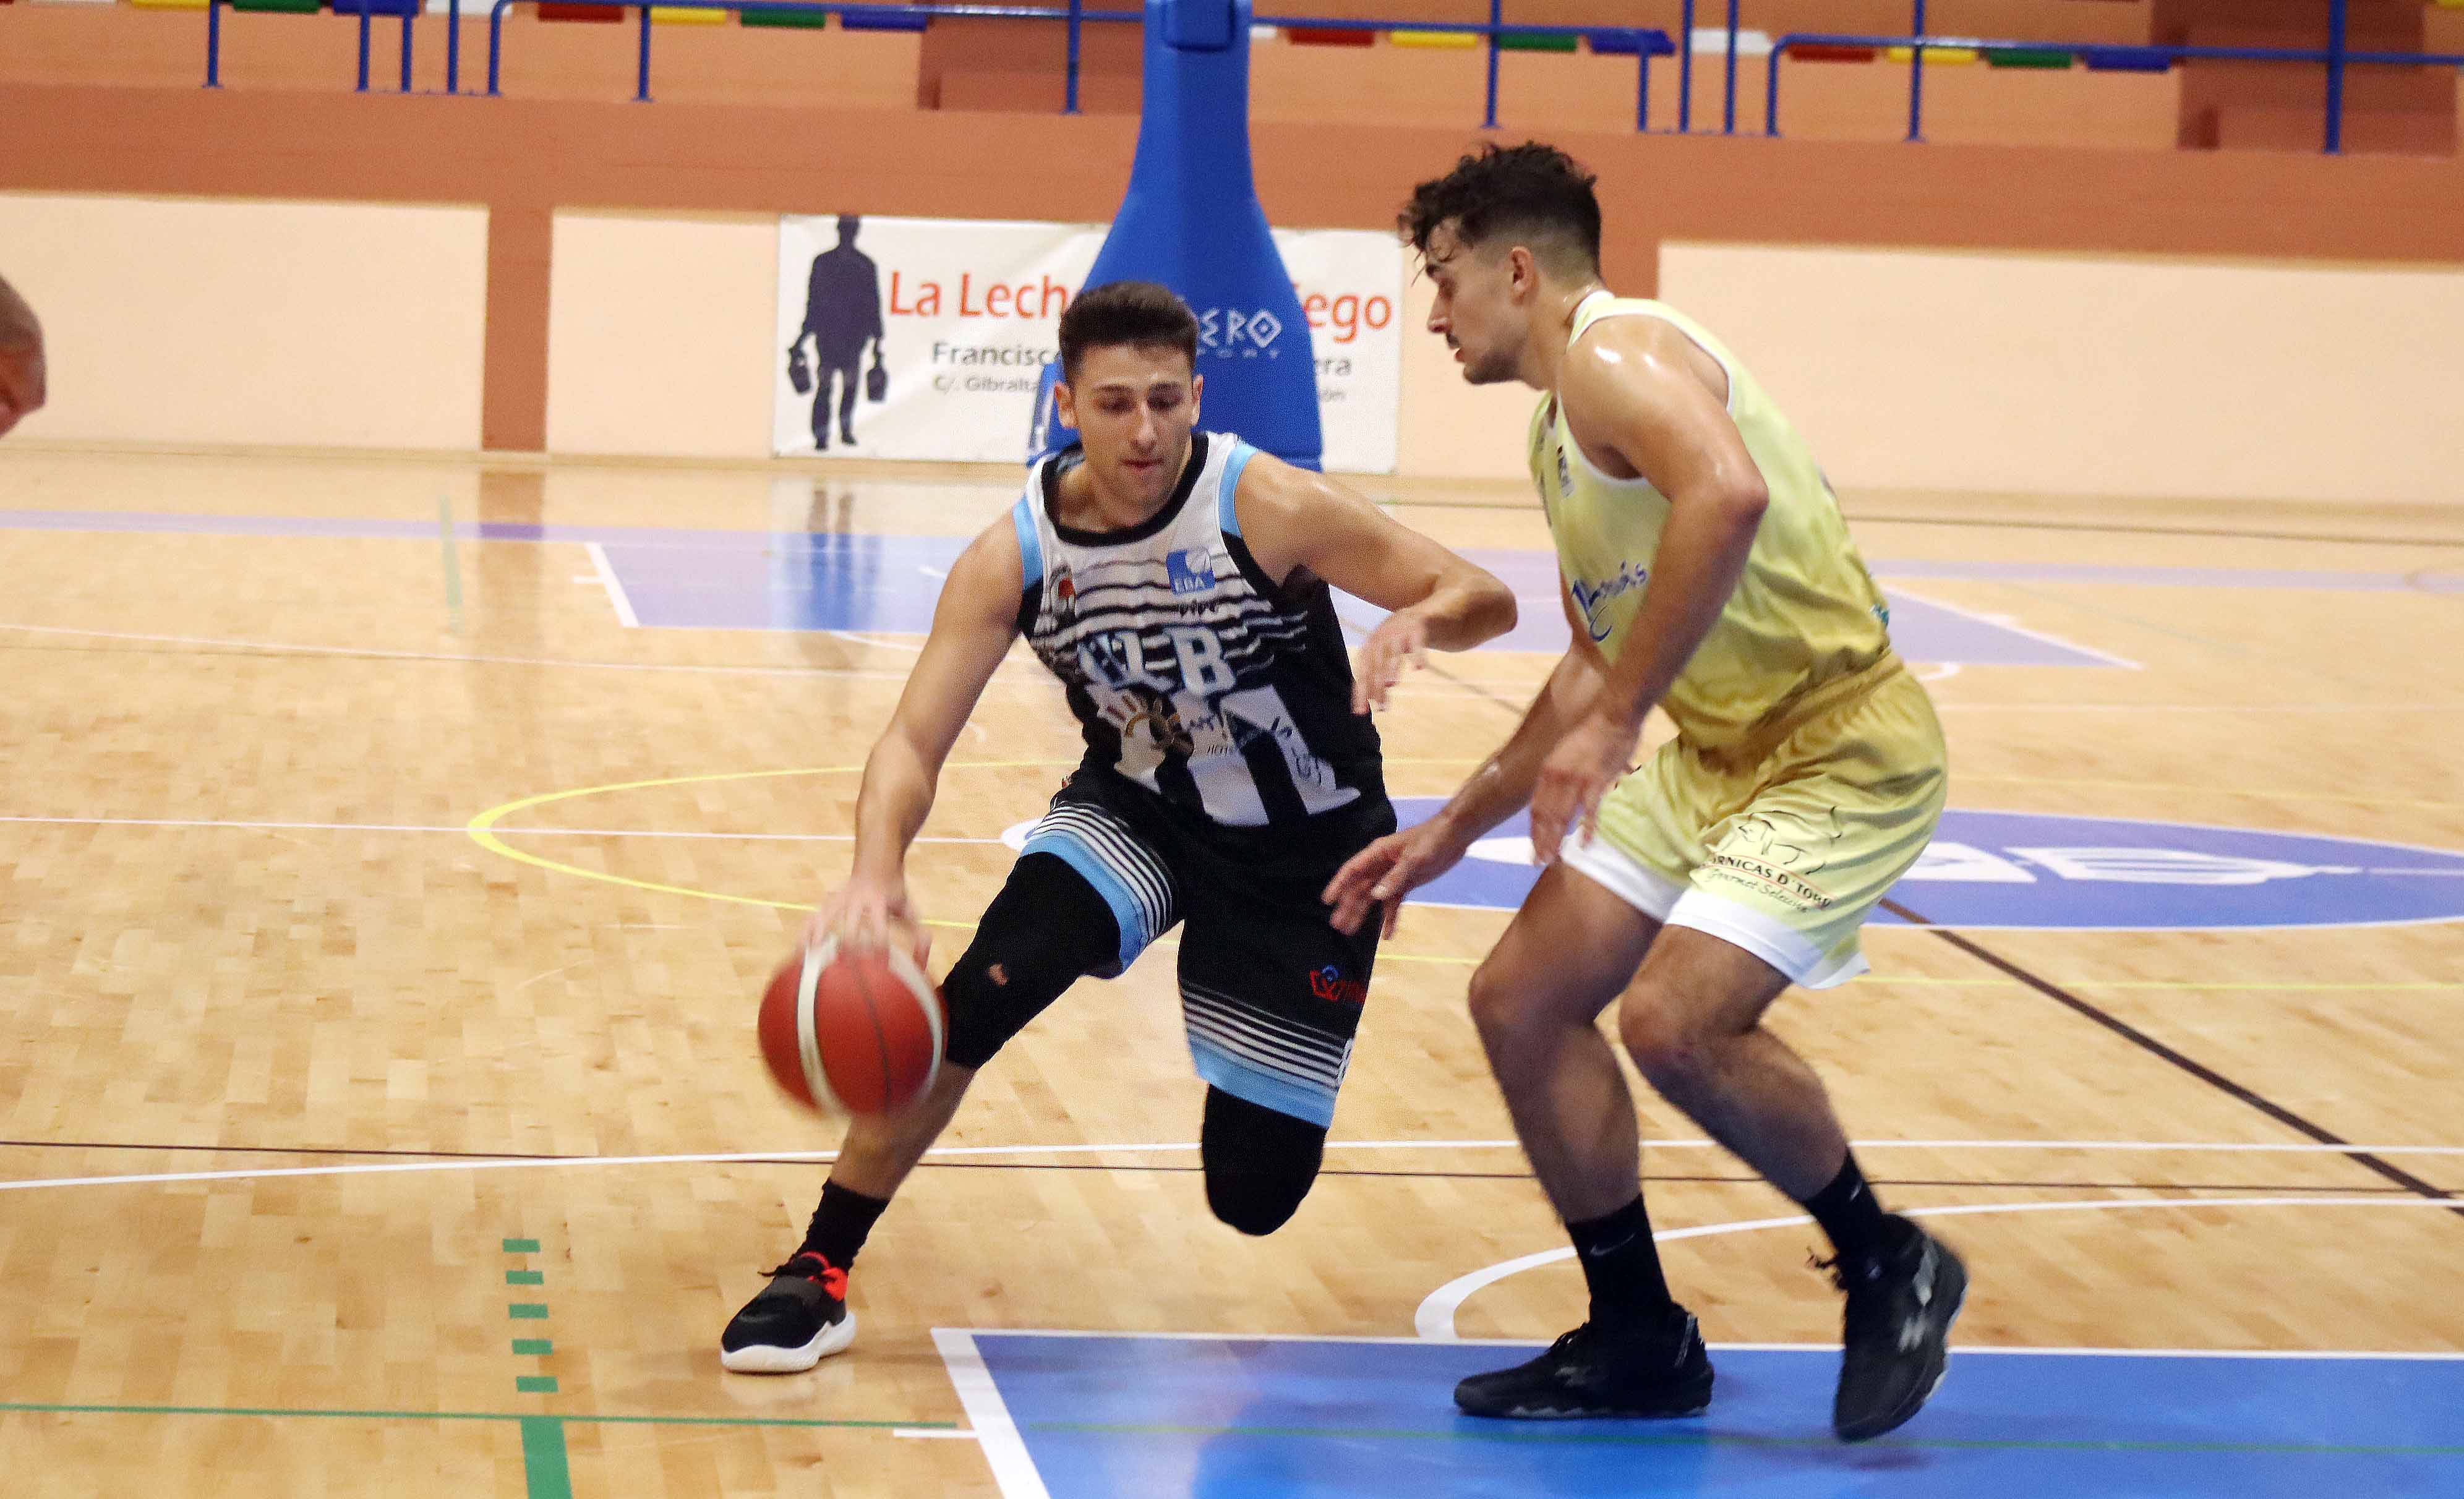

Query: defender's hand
[1528,709,1641,867]
[1323,816,1473,940]
[1352,607,1432,713]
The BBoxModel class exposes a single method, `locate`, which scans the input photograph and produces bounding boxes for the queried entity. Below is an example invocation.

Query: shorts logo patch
[1708,811,1841,911]
[1307,967,1367,1006]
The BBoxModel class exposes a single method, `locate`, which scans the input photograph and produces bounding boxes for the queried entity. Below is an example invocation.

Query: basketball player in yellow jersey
[1328,144,1964,1441]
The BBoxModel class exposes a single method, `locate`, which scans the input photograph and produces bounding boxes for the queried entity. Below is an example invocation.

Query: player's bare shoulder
[1565,315,1727,415]
[1229,448,1366,583]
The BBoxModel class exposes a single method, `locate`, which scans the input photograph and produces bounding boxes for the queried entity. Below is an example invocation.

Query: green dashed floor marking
[503,1239,566,1498]
[520,1416,571,1499]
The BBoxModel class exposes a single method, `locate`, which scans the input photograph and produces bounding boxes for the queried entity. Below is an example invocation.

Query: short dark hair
[1058,281,1200,382]
[1399,142,1602,275]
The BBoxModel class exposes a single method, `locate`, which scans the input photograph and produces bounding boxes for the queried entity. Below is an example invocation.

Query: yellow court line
[463,762,1489,959]
[466,762,1069,929]
[465,767,2464,980]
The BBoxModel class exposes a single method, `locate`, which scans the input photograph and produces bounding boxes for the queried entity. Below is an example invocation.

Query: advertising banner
[775,215,1401,472]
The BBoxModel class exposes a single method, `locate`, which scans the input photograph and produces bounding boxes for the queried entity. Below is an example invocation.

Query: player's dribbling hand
[807,873,930,970]
[1528,707,1641,866]
[1322,816,1471,940]
[1351,607,1432,714]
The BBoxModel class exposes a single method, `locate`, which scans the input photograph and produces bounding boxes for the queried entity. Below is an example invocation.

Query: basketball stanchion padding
[1028,0,1323,472]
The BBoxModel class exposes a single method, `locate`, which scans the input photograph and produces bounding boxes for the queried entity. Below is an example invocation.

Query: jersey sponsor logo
[1307,966,1368,1006]
[1118,687,1197,757]
[1394,801,2464,932]
[1166,548,1218,596]
[1566,561,1651,643]
[1073,625,1239,701]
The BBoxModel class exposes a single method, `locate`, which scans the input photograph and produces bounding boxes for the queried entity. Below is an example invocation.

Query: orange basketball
[757,936,944,1116]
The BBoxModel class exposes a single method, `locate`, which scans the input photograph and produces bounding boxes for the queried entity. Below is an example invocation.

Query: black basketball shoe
[719,1251,858,1373]
[1453,1306,1714,1420]
[1829,1215,1967,1441]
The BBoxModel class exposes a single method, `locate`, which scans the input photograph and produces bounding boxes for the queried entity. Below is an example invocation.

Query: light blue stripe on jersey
[1020,829,1159,975]
[1009,494,1043,591]
[1188,1033,1340,1127]
[1215,439,1260,537]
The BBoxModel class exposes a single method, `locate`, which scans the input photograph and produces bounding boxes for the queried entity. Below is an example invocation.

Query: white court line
[1888,584,2144,670]
[931,1330,1052,1499]
[0,621,938,681]
[4,1137,2462,1196]
[584,542,641,628]
[829,630,925,653]
[958,1326,2464,1360]
[893,1427,982,1440]
[0,814,994,843]
[1413,1195,2464,1341]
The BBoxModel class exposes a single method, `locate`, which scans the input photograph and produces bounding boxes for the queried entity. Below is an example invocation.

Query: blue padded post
[1027,0,1324,471]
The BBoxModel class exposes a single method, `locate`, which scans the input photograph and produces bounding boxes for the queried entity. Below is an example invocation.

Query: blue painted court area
[594,533,2123,667]
[963,1333,2464,1499]
[24,509,2440,666]
[1401,804,2464,931]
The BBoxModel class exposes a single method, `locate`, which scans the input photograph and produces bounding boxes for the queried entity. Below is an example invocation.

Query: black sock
[1565,1196,1675,1333]
[800,1179,891,1271]
[1800,1152,1891,1266]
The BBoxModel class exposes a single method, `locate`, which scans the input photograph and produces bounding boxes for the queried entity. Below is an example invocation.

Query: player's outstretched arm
[1325,583,1607,939]
[1233,456,1518,712]
[818,519,1024,957]
[1526,318,1769,864]
[0,273,46,440]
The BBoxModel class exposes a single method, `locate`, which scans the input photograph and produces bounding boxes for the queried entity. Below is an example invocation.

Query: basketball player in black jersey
[722,281,1518,1373]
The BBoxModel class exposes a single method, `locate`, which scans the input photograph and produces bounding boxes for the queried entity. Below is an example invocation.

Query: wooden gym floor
[0,446,2458,1496]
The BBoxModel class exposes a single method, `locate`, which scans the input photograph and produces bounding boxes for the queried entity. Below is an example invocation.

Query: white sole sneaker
[719,1309,858,1374]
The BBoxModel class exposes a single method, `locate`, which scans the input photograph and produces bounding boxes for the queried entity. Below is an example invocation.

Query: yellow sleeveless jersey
[1531,292,1894,753]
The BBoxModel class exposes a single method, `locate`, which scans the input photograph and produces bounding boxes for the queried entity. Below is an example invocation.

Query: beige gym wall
[543,210,778,460]
[0,192,486,451]
[1658,242,2464,506]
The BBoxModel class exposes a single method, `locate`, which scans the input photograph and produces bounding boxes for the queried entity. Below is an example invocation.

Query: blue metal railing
[1766,0,2464,155]
[195,0,2464,155]
[473,1,1669,126]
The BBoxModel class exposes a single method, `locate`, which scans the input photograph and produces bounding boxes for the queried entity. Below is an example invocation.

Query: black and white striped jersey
[1009,431,1386,834]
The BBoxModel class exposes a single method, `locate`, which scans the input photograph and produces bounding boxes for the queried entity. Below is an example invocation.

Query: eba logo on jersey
[1166,549,1218,596]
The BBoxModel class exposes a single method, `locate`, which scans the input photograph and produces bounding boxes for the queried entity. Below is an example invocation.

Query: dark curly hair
[1398,142,1602,274]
